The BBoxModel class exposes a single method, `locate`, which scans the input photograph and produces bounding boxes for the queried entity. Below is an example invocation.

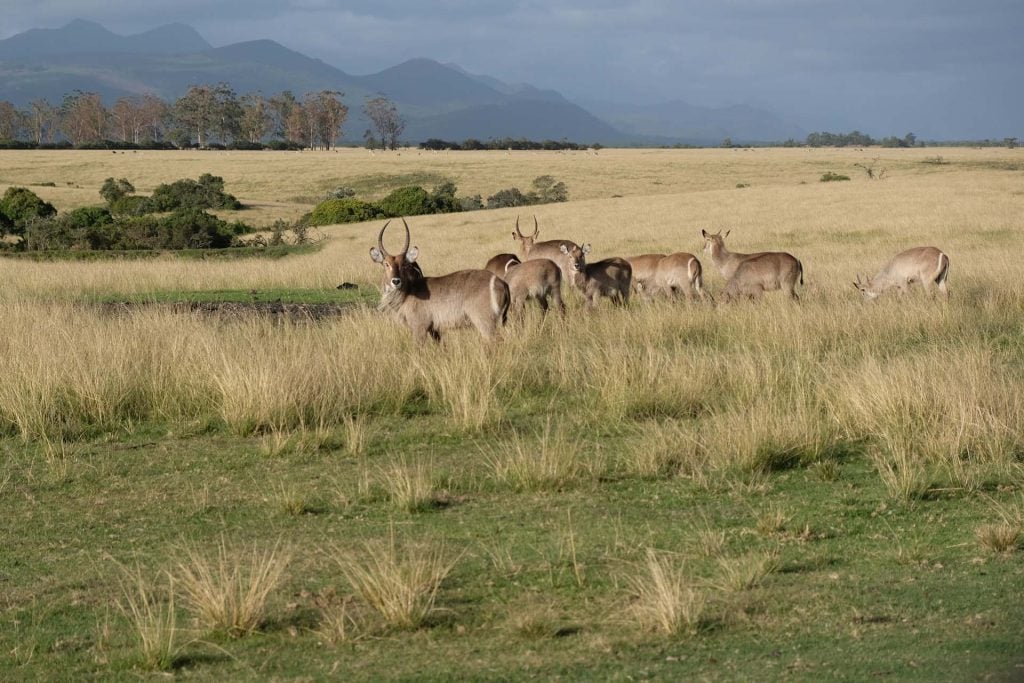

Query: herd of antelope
[369,217,951,342]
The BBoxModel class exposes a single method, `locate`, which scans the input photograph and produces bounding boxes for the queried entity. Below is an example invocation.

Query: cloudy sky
[2,0,1022,138]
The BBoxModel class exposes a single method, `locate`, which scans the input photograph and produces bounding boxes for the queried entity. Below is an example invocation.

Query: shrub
[109,195,152,216]
[0,187,57,234]
[379,186,433,217]
[308,198,379,226]
[100,177,135,205]
[820,171,851,182]
[487,187,530,209]
[161,209,238,249]
[428,182,462,214]
[531,175,568,203]
[148,173,242,212]
[459,195,484,211]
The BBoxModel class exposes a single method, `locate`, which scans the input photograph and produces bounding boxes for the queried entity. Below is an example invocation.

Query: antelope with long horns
[512,216,579,281]
[854,246,950,300]
[370,219,510,342]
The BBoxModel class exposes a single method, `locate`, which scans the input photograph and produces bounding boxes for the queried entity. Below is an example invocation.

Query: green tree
[0,187,57,236]
[173,85,217,146]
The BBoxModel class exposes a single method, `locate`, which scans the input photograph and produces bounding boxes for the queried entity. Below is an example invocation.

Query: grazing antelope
[701,229,804,301]
[369,219,510,342]
[559,243,632,308]
[627,252,708,301]
[854,246,950,300]
[512,216,578,280]
[484,253,521,278]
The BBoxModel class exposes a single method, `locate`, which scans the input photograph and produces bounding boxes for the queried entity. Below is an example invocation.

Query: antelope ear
[582,243,592,255]
[559,244,569,254]
[369,247,384,263]
[701,229,709,238]
[407,246,419,262]
[851,282,860,290]
[724,230,731,239]
[511,231,519,241]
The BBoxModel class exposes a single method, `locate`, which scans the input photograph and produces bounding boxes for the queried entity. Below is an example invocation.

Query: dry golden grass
[1,147,1022,499]
[114,563,178,671]
[627,548,707,636]
[174,538,290,638]
[332,533,458,630]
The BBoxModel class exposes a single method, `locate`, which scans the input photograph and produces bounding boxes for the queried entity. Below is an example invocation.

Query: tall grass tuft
[627,549,707,636]
[486,422,595,492]
[174,537,290,637]
[332,532,458,630]
[115,563,178,671]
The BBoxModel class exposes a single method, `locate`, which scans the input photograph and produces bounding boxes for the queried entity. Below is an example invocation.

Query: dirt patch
[98,300,362,322]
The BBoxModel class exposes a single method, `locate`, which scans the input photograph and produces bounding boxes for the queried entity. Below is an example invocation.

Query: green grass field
[1,147,1023,680]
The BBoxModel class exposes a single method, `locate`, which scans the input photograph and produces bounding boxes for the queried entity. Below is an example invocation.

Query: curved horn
[377,220,392,256]
[515,215,523,238]
[400,217,411,254]
[532,216,539,238]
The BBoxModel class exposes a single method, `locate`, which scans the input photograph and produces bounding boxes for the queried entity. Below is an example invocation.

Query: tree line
[0,86,406,150]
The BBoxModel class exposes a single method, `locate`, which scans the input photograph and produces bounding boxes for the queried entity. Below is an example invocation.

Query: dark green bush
[820,171,851,182]
[379,186,433,217]
[0,187,57,235]
[307,198,380,225]
[148,173,242,212]
[64,206,113,229]
[100,177,135,205]
[486,187,530,209]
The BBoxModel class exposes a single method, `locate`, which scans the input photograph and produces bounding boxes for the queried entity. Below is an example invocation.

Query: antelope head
[852,273,879,301]
[559,242,591,277]
[701,228,730,256]
[369,218,421,293]
[511,215,540,251]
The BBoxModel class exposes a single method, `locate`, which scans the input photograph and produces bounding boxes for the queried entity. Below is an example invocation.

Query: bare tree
[240,92,270,144]
[285,103,309,148]
[139,93,169,143]
[27,99,59,144]
[363,96,404,150]
[60,91,107,145]
[303,90,348,149]
[267,90,297,140]
[0,100,21,140]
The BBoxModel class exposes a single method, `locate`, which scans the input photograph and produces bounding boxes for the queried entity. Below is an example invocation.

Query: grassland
[1,147,1023,680]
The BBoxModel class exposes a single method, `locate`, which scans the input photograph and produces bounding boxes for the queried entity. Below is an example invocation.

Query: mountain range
[0,20,804,145]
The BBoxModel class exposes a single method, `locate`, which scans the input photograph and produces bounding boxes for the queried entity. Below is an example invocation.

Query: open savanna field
[1,147,1023,680]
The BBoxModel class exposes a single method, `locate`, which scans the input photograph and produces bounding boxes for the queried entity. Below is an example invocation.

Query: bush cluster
[0,187,57,236]
[21,207,244,251]
[101,174,242,215]
[305,182,462,226]
[486,175,568,208]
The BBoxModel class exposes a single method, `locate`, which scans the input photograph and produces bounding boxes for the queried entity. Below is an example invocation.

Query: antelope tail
[491,275,510,326]
[935,252,950,285]
[797,259,805,286]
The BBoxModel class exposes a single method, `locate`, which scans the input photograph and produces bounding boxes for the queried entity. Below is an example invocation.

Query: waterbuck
[369,219,510,342]
[484,253,521,278]
[559,243,632,308]
[627,252,708,301]
[701,229,803,301]
[512,216,578,280]
[853,246,950,300]
[504,258,565,316]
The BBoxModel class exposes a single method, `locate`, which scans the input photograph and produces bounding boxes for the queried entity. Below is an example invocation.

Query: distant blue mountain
[0,20,804,144]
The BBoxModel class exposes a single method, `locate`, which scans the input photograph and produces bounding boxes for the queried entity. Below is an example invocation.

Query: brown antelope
[484,253,521,278]
[627,252,708,301]
[701,229,804,301]
[512,216,578,280]
[369,219,510,342]
[559,243,632,308]
[853,246,950,300]
[504,259,565,316]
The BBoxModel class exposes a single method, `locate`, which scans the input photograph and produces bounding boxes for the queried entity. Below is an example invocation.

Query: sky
[2,0,1022,139]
